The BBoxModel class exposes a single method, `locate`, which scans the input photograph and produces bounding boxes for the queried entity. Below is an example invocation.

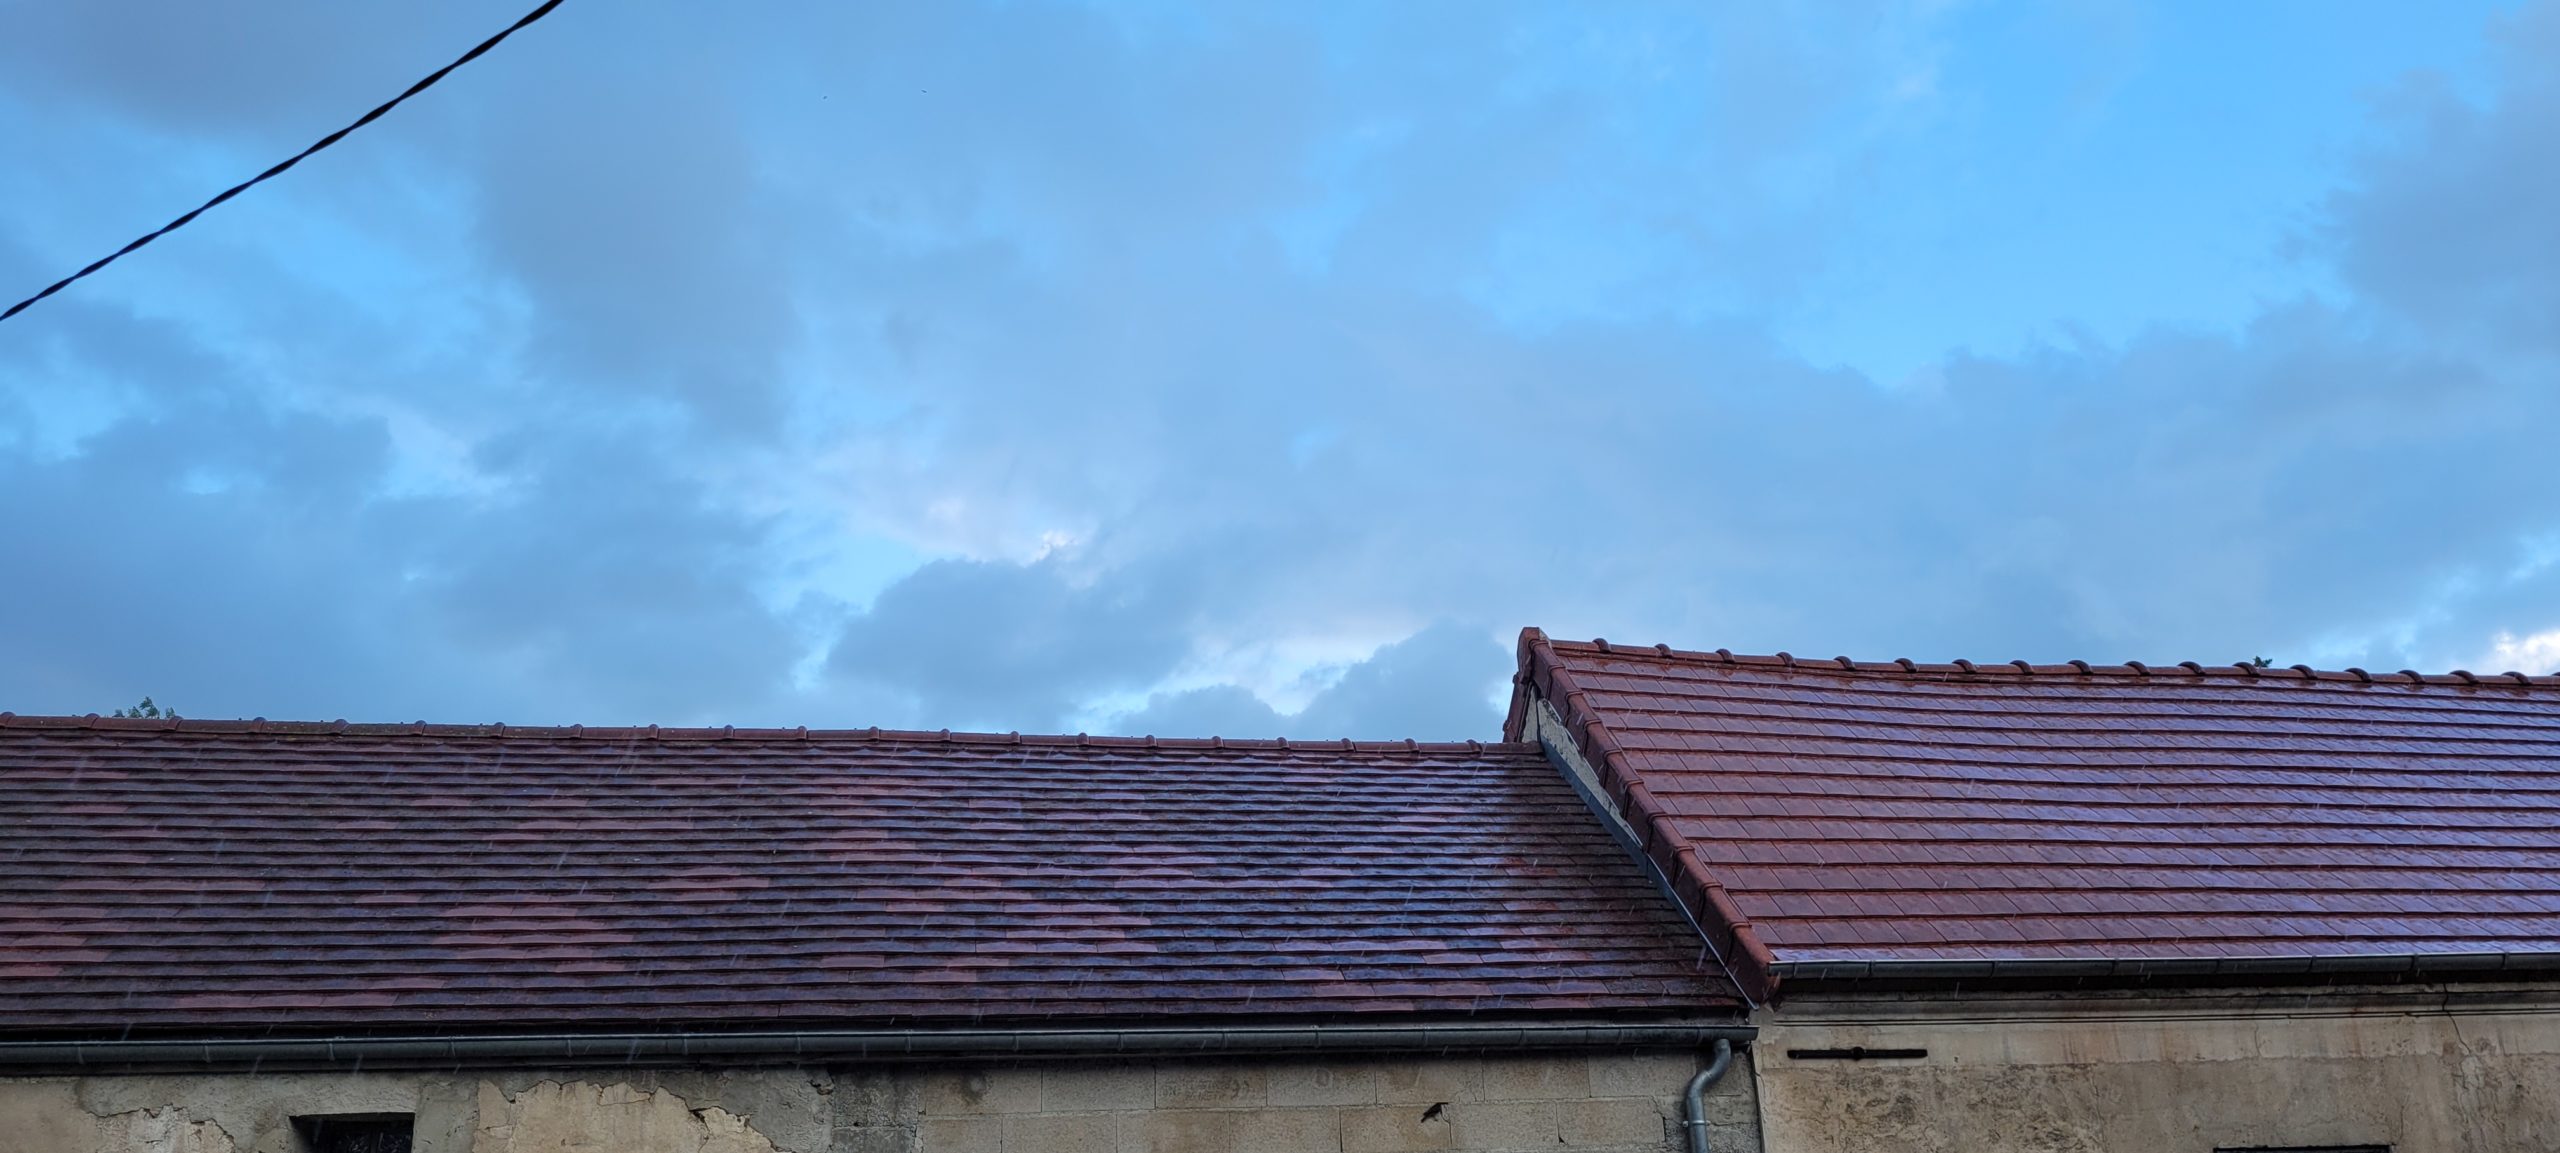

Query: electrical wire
[1,0,567,325]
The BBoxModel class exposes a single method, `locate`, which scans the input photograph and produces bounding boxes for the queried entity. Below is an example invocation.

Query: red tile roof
[1507,629,2560,999]
[0,716,1739,1037]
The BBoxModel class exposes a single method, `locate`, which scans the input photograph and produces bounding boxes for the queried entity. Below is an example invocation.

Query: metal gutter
[0,1021,1756,1074]
[1778,951,2560,985]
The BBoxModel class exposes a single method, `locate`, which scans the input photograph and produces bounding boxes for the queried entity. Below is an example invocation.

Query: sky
[3,0,2557,739]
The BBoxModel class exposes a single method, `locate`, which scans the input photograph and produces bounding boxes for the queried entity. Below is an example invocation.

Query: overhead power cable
[1,0,568,325]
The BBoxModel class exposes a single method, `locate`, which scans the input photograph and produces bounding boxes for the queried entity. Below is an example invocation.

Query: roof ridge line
[0,713,1520,753]
[1509,628,1783,1002]
[1538,637,2560,691]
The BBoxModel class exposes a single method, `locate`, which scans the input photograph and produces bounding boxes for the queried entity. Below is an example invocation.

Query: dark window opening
[294,1114,414,1153]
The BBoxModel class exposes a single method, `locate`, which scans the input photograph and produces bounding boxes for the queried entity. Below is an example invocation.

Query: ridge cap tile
[1531,634,2560,691]
[0,714,1536,754]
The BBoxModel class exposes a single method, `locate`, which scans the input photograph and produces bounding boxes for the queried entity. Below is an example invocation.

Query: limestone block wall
[1751,986,2560,1153]
[875,1048,1761,1153]
[0,1046,1761,1153]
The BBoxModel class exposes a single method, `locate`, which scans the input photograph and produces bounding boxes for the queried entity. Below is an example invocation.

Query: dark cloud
[3,1,2557,732]
[2325,4,2560,357]
[1111,685,1285,741]
[467,8,800,431]
[825,557,1192,730]
[0,384,418,719]
[0,275,804,723]
[0,2,519,135]
[1289,622,1509,740]
[1114,622,1508,741]
[0,416,808,723]
[370,432,808,722]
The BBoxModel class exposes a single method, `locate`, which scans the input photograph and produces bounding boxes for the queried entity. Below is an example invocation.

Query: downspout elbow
[1680,1037,1736,1153]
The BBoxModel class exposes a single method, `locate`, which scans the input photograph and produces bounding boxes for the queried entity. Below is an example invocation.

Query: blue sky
[3,0,2557,737]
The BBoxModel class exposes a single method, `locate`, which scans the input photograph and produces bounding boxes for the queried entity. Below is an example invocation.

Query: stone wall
[0,1046,1761,1153]
[1751,984,2560,1153]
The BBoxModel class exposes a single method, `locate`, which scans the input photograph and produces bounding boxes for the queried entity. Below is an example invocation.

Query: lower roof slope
[1508,629,2560,996]
[0,716,1738,1037]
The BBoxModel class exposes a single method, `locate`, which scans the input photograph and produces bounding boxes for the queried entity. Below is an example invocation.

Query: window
[294,1114,414,1153]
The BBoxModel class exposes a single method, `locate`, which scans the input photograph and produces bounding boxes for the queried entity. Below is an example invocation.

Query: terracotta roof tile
[0,718,1738,1036]
[1507,629,2560,996]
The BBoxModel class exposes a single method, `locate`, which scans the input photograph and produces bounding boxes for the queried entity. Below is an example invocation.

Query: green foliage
[2246,656,2274,668]
[111,696,177,719]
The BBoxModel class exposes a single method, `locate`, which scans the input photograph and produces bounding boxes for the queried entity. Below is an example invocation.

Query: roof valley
[1510,627,1784,1001]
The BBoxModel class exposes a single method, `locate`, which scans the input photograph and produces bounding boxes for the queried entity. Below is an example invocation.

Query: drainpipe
[1680,1037,1736,1153]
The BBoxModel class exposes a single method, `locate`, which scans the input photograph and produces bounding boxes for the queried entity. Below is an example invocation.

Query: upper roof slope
[1507,629,2560,997]
[0,716,1737,1037]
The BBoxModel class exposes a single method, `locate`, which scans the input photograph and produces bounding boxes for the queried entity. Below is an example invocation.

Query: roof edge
[0,712,1526,754]
[1513,627,1784,1002]
[0,1019,1757,1074]
[1776,950,2560,987]
[1533,636,2560,691]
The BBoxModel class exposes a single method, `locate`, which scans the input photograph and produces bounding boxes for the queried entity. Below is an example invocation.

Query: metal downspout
[1680,1037,1736,1153]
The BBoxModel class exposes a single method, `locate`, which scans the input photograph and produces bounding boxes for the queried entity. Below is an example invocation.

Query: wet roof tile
[1507,629,2560,997]
[0,717,1738,1036]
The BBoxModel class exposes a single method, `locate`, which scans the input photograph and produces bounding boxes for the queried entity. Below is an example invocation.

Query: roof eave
[1774,951,2560,989]
[0,1018,1759,1075]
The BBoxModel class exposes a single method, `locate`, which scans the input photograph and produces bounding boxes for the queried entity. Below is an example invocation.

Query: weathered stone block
[919,1069,1042,1116]
[703,1070,836,1152]
[1376,1059,1482,1105]
[472,1080,787,1153]
[1154,1066,1267,1109]
[1702,1091,1758,1128]
[1132,1108,1241,1153]
[415,1077,480,1153]
[1448,1099,1562,1149]
[0,1081,101,1153]
[840,1124,924,1153]
[1230,1107,1344,1153]
[833,1071,916,1128]
[915,1117,996,1153]
[1041,1065,1155,1112]
[1481,1056,1591,1102]
[1268,1061,1378,1107]
[1002,1111,1115,1153]
[1588,1051,1698,1099]
[1710,1117,1763,1153]
[1340,1103,1458,1152]
[92,1107,235,1153]
[0,1046,1770,1153]
[1562,1095,1672,1146]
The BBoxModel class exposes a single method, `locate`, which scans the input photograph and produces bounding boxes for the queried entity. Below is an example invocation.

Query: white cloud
[2489,630,2560,676]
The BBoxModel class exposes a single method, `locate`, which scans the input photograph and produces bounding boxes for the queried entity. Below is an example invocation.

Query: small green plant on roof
[111,697,177,719]
[2247,656,2273,668]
